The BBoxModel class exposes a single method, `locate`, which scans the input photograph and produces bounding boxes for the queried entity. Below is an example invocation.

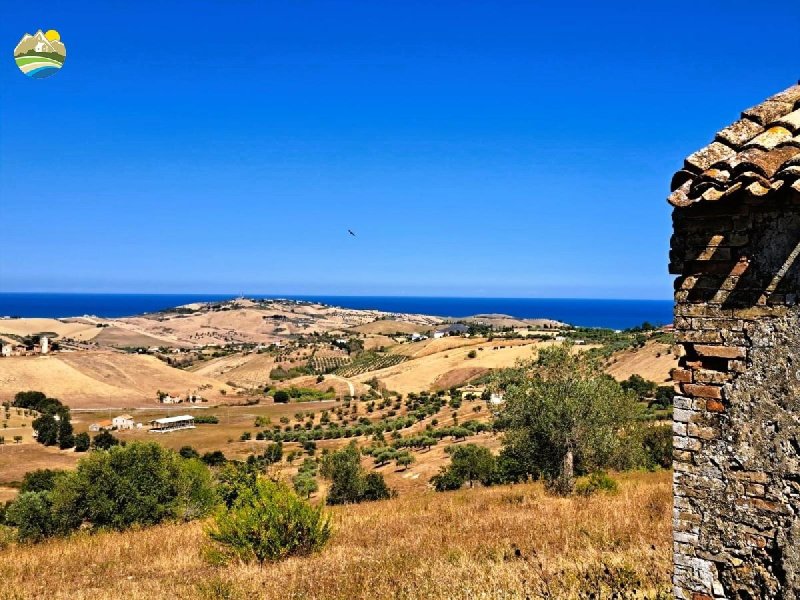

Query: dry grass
[606,342,677,384]
[0,471,670,599]
[0,444,79,486]
[0,352,233,408]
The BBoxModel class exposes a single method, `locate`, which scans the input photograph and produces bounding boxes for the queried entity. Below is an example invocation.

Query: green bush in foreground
[207,479,332,565]
[574,471,619,497]
[6,442,217,542]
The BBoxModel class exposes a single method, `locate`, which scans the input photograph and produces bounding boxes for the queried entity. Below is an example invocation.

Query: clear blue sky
[1,1,798,299]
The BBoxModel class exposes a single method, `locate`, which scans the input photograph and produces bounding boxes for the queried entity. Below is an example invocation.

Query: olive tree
[494,344,640,495]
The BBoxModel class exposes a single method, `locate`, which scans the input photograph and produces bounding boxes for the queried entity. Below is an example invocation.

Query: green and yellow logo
[14,30,66,78]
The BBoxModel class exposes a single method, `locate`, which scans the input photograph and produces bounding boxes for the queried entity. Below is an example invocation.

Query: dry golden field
[605,342,677,384]
[0,352,234,408]
[0,471,671,600]
[356,339,550,394]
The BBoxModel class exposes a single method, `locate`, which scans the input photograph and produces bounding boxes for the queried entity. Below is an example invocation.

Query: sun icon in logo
[13,29,67,78]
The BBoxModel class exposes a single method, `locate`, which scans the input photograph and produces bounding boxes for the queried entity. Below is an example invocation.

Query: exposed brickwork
[671,181,800,597]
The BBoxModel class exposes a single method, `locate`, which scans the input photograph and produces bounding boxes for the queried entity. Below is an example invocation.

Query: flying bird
[348,229,356,237]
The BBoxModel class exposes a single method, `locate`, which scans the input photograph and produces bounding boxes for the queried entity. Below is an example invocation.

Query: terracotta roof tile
[742,100,795,126]
[775,109,800,134]
[669,81,800,207]
[685,141,736,173]
[715,118,763,148]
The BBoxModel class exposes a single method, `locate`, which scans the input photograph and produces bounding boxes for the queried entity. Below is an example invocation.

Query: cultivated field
[355,340,552,394]
[0,471,671,599]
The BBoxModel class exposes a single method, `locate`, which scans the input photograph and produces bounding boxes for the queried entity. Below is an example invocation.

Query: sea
[0,293,673,330]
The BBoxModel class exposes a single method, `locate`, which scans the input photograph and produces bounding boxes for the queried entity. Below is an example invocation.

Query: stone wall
[671,188,800,599]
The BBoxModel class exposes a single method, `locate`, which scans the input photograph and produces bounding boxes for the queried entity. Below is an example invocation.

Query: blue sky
[1,1,798,299]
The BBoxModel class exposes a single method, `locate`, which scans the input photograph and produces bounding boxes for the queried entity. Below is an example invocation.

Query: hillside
[358,340,568,394]
[605,341,677,384]
[0,352,234,408]
[0,471,671,599]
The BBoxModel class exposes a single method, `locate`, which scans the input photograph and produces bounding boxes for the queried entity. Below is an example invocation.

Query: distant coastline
[0,293,672,330]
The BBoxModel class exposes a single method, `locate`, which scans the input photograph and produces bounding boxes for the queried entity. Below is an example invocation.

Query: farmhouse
[158,392,182,404]
[88,419,113,432]
[112,414,135,430]
[149,415,195,433]
[669,81,800,598]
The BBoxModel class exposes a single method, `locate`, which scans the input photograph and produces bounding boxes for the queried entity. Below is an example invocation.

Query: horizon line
[0,291,673,302]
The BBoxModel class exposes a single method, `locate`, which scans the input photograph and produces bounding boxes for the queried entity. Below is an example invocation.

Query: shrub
[5,492,53,542]
[292,474,318,499]
[20,469,65,493]
[273,390,290,404]
[574,471,619,497]
[467,349,477,359]
[431,468,465,492]
[92,430,120,450]
[207,479,332,565]
[194,415,220,424]
[180,445,201,460]
[642,425,673,469]
[202,450,227,466]
[48,442,216,532]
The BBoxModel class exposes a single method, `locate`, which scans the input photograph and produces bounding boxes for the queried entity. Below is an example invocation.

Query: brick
[688,423,717,440]
[676,330,723,344]
[693,344,746,359]
[672,368,693,383]
[674,408,699,423]
[705,399,725,412]
[693,369,730,385]
[683,384,723,400]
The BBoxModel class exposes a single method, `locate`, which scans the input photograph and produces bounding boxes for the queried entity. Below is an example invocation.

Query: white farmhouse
[112,414,135,430]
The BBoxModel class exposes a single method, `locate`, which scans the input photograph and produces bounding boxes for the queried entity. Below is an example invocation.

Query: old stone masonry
[669,81,800,599]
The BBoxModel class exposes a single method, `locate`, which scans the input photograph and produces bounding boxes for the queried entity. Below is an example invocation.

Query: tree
[323,443,364,505]
[20,469,66,493]
[273,390,290,404]
[57,412,74,449]
[32,414,58,446]
[50,442,216,531]
[92,430,119,450]
[395,452,415,471]
[361,473,391,501]
[5,492,54,542]
[321,442,393,505]
[494,344,640,495]
[262,442,283,464]
[431,467,466,492]
[73,432,90,452]
[292,474,319,499]
[620,374,657,400]
[446,444,496,487]
[642,425,673,469]
[208,479,331,565]
[201,450,227,466]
